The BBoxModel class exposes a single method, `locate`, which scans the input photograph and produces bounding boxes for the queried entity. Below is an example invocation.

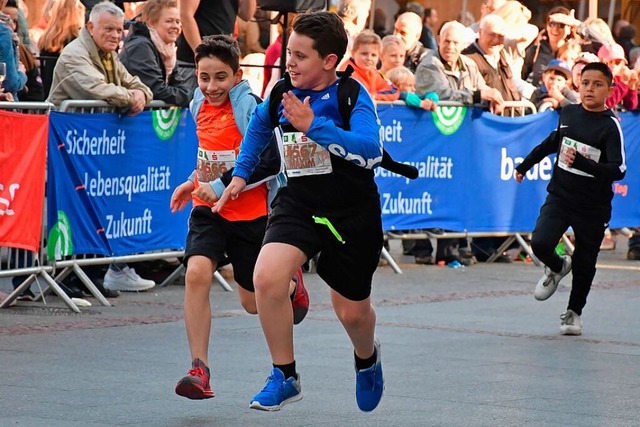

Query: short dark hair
[292,12,348,65]
[194,35,240,73]
[582,62,614,86]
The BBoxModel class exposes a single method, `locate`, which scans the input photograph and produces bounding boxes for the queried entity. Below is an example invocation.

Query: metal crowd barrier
[1,100,232,313]
[376,100,539,273]
[0,102,74,308]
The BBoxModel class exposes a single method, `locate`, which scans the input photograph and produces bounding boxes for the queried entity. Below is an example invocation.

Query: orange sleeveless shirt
[193,100,267,221]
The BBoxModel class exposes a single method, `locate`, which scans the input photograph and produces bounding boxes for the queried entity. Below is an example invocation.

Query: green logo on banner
[433,106,466,135]
[152,109,180,140]
[47,211,73,260]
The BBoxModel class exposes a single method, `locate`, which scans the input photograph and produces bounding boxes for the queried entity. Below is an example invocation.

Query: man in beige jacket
[48,1,152,112]
[48,1,156,295]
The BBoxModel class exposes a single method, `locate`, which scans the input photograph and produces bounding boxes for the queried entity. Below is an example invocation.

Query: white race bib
[196,149,236,182]
[281,131,332,177]
[558,136,601,178]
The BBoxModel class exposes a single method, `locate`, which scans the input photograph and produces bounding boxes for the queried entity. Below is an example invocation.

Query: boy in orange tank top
[169,35,308,401]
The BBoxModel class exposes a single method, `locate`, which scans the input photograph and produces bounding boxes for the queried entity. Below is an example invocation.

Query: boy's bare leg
[184,255,216,366]
[238,286,257,314]
[253,242,307,365]
[331,291,376,359]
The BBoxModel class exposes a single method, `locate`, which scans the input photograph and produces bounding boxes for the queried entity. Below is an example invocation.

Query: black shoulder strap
[268,73,292,127]
[336,65,360,131]
[249,92,263,105]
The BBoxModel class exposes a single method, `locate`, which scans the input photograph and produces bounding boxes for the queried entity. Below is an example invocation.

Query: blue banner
[376,105,639,232]
[47,109,197,257]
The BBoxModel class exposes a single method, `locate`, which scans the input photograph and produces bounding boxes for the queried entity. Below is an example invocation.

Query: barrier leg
[485,235,516,263]
[159,264,184,288]
[158,264,232,291]
[381,246,403,274]
[40,271,81,313]
[514,233,541,266]
[37,267,74,300]
[73,264,111,306]
[0,273,36,308]
[214,270,233,292]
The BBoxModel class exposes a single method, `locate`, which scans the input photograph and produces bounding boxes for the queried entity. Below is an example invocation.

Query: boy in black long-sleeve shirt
[515,62,626,336]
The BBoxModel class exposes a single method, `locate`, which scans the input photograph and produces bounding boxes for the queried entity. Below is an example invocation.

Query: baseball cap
[543,59,572,80]
[598,43,627,64]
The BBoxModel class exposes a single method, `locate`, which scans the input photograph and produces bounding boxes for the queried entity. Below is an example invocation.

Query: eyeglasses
[548,22,566,29]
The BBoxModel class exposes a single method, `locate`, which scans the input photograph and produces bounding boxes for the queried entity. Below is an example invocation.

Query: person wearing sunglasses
[522,6,580,88]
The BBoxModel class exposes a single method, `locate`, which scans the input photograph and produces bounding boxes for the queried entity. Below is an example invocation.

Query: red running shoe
[175,358,214,399]
[291,268,309,325]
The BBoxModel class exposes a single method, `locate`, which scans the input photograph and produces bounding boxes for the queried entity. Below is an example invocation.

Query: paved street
[1,239,639,426]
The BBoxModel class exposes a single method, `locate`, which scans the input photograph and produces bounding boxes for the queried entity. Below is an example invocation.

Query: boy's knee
[185,263,213,287]
[531,236,554,257]
[336,304,372,326]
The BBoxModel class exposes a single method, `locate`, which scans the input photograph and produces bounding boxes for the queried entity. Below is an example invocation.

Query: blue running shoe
[355,339,384,412]
[249,368,302,411]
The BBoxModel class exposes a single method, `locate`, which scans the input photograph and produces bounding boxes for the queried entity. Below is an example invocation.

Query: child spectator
[342,30,436,110]
[515,62,626,336]
[379,34,405,76]
[529,59,579,110]
[170,35,308,400]
[598,42,638,111]
[386,65,438,109]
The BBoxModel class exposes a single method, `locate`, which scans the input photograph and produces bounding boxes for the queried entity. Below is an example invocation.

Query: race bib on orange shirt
[280,131,332,177]
[196,148,236,182]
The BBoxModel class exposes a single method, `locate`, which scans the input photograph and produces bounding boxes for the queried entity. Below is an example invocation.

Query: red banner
[0,110,48,252]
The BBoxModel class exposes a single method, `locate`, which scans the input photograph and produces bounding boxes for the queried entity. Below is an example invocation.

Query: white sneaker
[103,266,156,292]
[560,309,583,335]
[534,255,572,301]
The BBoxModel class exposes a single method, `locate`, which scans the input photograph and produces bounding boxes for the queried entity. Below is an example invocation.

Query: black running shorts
[263,193,383,301]
[184,206,267,291]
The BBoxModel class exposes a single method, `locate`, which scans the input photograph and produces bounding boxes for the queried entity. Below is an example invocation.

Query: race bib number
[196,149,236,182]
[281,131,332,177]
[558,136,601,178]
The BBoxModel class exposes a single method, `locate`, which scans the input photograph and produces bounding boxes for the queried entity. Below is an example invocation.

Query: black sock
[274,361,297,380]
[355,348,377,371]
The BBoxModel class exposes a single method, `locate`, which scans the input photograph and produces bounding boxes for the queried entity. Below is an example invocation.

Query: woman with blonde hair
[120,0,191,106]
[37,0,85,97]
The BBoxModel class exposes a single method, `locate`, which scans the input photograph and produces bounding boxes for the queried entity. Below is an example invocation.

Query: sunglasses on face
[548,22,566,29]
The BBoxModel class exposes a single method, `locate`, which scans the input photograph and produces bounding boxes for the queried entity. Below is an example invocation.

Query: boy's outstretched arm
[212,177,246,213]
[232,101,278,183]
[206,136,281,198]
[515,130,560,179]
